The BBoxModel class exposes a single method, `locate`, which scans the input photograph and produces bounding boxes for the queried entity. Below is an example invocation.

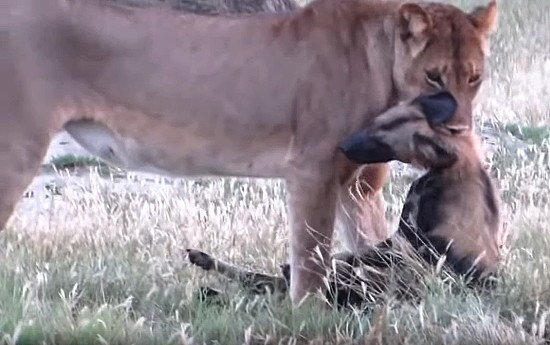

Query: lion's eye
[425,70,444,88]
[468,73,482,85]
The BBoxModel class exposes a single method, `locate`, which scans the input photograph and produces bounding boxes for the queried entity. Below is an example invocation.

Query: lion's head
[391,0,497,132]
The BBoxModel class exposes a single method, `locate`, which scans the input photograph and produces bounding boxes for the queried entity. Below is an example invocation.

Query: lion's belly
[63,120,289,179]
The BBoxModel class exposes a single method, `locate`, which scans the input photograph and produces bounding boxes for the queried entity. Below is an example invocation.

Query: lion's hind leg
[186,249,289,297]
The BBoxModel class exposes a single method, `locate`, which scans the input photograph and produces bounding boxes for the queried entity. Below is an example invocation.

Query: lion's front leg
[286,166,338,306]
[0,70,53,231]
[335,163,390,252]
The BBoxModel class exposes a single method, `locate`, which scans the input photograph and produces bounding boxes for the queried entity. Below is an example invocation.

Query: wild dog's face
[392,1,497,131]
[339,91,459,170]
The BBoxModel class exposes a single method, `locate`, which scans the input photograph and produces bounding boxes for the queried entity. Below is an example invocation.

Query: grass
[2,0,550,343]
[45,154,125,178]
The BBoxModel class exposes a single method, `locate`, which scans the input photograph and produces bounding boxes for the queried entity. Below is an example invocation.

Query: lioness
[187,91,505,308]
[4,0,496,304]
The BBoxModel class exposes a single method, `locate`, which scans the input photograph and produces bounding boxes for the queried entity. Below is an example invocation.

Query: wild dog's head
[339,91,460,170]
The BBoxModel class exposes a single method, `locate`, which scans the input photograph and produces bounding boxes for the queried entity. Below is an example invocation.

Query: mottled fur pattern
[341,91,504,283]
[187,92,506,308]
[5,0,496,304]
[392,134,502,283]
[104,0,297,15]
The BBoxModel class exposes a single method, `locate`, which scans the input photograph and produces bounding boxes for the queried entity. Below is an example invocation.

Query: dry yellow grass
[1,0,549,343]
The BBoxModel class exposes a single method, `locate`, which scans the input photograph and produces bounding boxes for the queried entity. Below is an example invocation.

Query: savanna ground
[3,0,550,344]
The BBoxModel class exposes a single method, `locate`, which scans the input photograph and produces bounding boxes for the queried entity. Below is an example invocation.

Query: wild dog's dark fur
[187,91,506,308]
[106,0,297,16]
[187,244,398,307]
[341,92,504,287]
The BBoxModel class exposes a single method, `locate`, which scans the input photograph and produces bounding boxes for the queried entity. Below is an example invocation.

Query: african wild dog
[187,91,506,307]
[105,0,297,16]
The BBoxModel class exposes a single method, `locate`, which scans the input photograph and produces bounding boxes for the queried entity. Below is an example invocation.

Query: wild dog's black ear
[412,91,458,125]
[412,133,458,169]
[338,132,397,164]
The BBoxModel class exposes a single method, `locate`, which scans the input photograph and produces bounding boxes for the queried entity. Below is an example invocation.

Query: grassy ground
[3,0,550,344]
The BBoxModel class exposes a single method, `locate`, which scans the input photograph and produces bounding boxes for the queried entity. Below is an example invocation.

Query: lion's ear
[469,0,498,37]
[397,3,433,57]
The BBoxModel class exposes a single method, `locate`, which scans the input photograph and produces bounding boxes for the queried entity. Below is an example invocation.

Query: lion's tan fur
[3,0,496,304]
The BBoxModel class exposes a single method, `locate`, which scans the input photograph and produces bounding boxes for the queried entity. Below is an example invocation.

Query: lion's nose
[442,98,473,132]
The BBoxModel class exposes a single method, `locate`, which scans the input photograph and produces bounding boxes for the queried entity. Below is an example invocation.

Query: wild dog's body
[341,93,504,282]
[106,0,298,15]
[5,0,496,304]
[396,135,502,281]
[188,92,505,307]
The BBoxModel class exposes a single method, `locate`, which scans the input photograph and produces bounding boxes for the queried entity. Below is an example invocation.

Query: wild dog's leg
[286,164,338,305]
[335,161,390,252]
[186,248,288,294]
[331,239,395,268]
